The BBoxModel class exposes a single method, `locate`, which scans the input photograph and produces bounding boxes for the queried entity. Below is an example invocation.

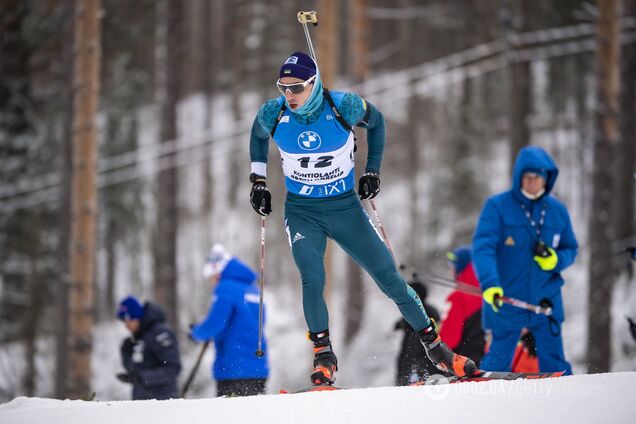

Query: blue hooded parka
[472,146,578,331]
[191,258,269,381]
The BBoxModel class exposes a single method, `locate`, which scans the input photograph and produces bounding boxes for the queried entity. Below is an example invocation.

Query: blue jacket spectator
[116,297,182,400]
[473,146,577,375]
[190,244,269,396]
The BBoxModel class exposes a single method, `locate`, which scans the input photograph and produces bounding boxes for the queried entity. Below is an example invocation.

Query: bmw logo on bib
[298,131,321,151]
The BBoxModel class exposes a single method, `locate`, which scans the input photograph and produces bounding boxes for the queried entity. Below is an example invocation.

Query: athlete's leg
[329,197,431,331]
[284,213,329,333]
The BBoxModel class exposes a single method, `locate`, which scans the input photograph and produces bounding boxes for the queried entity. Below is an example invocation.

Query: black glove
[116,371,140,384]
[121,337,135,357]
[249,174,272,216]
[358,171,381,200]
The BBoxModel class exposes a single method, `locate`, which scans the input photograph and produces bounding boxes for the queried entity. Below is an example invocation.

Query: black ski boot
[418,322,478,378]
[309,330,338,385]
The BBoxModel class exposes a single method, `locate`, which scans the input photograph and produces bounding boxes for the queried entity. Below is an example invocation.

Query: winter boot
[418,322,478,378]
[309,330,338,385]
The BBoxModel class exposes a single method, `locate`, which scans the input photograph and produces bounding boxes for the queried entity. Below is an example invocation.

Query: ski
[279,384,345,394]
[467,370,565,381]
[280,370,564,393]
[412,370,565,385]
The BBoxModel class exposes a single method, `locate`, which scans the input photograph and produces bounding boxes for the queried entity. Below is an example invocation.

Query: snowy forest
[1,0,635,403]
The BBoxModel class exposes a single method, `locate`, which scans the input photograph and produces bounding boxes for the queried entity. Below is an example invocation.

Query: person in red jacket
[439,246,486,366]
[510,329,539,372]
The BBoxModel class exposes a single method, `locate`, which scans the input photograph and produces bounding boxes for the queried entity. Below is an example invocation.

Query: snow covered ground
[1,372,634,424]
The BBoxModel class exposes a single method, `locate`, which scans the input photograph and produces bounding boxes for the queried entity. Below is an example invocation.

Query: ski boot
[418,322,478,378]
[309,330,338,385]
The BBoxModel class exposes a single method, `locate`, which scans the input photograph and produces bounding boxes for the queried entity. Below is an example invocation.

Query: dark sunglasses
[276,75,316,95]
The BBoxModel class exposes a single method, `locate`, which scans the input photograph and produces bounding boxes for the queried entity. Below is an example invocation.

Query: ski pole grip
[297,10,318,26]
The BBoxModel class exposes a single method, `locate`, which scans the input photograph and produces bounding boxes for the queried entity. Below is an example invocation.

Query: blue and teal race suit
[249,88,432,334]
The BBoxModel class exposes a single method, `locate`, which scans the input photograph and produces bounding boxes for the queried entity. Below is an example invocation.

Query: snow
[1,372,635,424]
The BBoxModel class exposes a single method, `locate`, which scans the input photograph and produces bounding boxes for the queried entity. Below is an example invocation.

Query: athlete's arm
[249,98,283,178]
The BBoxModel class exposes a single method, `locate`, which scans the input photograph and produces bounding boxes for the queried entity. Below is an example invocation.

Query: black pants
[217,378,266,397]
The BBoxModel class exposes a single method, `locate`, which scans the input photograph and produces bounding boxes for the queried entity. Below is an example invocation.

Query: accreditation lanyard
[520,202,547,239]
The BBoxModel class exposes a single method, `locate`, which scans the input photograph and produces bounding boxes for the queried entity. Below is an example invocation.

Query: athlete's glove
[533,242,558,271]
[358,171,381,200]
[249,174,272,216]
[483,286,504,312]
[116,371,141,385]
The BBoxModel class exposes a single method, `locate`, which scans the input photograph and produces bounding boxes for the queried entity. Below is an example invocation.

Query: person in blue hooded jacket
[190,244,269,397]
[248,51,477,385]
[472,146,578,375]
[116,296,182,400]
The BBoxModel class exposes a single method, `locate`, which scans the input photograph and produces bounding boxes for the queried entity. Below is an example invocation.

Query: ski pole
[402,266,553,316]
[297,11,318,60]
[255,216,266,357]
[499,296,553,316]
[180,341,210,398]
[368,199,398,266]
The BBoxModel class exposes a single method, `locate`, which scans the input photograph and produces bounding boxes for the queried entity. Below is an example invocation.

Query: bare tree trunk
[55,0,75,399]
[449,76,481,245]
[201,0,219,221]
[104,217,117,317]
[509,59,531,164]
[23,240,44,396]
[316,0,339,311]
[153,0,182,330]
[227,0,245,208]
[229,0,244,121]
[318,0,338,87]
[183,0,203,97]
[507,0,532,171]
[343,0,369,345]
[68,0,101,399]
[586,0,621,374]
[615,0,636,278]
[397,0,420,264]
[350,0,369,83]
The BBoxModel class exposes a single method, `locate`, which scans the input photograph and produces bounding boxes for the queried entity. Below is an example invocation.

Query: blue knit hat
[279,51,316,81]
[117,296,144,320]
[447,246,472,274]
[523,167,548,180]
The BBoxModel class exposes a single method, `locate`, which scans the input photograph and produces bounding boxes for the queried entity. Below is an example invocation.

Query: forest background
[1,0,635,401]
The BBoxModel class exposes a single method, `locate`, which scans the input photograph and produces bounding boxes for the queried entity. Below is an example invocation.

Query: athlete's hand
[358,171,381,200]
[250,174,272,216]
